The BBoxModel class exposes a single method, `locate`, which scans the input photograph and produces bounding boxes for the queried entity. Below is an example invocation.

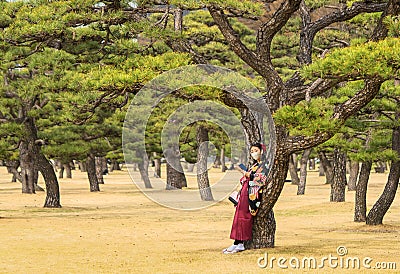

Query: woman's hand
[244,171,251,178]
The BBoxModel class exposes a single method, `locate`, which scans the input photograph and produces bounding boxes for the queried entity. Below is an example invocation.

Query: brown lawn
[0,166,399,273]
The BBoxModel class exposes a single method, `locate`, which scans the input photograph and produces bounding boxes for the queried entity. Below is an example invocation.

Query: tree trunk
[318,162,325,176]
[33,170,43,192]
[330,148,346,202]
[348,161,359,191]
[5,160,21,183]
[19,141,36,194]
[354,161,372,222]
[87,153,100,192]
[297,148,311,195]
[221,147,226,172]
[78,161,87,172]
[319,151,333,184]
[288,153,300,185]
[58,164,64,179]
[95,156,105,184]
[245,209,276,249]
[196,125,214,201]
[110,159,121,172]
[165,146,187,190]
[21,117,61,207]
[64,163,72,178]
[153,152,161,178]
[138,152,152,189]
[36,152,61,207]
[239,107,276,249]
[309,158,315,170]
[246,141,289,249]
[366,124,400,225]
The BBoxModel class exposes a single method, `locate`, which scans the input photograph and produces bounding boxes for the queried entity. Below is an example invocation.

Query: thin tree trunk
[297,148,311,195]
[288,153,300,185]
[309,158,315,170]
[196,125,214,201]
[87,153,100,192]
[319,151,333,184]
[78,161,87,172]
[354,161,372,222]
[330,148,346,202]
[319,162,325,176]
[110,159,121,172]
[348,161,359,191]
[5,160,21,182]
[58,164,64,179]
[64,164,72,178]
[153,152,161,178]
[33,170,43,192]
[138,152,152,189]
[366,124,400,225]
[221,147,226,172]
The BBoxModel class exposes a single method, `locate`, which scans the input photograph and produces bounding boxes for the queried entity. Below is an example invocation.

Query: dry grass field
[0,166,399,273]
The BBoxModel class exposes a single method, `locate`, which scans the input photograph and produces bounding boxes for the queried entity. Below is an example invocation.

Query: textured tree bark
[288,153,300,185]
[297,148,311,195]
[95,156,105,184]
[196,125,214,201]
[330,148,347,202]
[354,161,372,222]
[319,151,333,184]
[246,210,276,249]
[366,124,400,225]
[348,161,359,191]
[36,152,61,207]
[165,146,187,190]
[87,153,100,192]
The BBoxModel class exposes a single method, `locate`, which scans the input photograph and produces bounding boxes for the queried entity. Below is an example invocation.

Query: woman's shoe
[222,244,237,254]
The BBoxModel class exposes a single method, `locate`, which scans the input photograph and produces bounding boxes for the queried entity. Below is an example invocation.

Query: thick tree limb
[286,77,383,153]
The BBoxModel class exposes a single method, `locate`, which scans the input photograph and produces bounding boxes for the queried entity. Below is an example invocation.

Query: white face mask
[251,152,261,161]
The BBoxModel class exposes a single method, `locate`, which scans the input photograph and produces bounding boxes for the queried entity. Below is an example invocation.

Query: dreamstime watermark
[257,246,397,270]
[122,64,276,210]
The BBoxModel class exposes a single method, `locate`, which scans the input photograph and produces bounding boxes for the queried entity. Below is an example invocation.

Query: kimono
[230,161,269,241]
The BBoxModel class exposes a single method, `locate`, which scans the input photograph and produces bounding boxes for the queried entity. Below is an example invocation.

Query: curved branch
[208,5,286,112]
[297,2,387,65]
[285,77,383,153]
[256,0,301,61]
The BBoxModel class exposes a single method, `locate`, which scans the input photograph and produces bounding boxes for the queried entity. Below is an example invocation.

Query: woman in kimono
[222,142,269,254]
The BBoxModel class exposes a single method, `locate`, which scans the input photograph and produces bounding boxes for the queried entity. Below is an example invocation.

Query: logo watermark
[257,246,397,270]
[122,64,276,210]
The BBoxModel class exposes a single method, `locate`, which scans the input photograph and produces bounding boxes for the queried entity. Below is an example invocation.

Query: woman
[222,142,269,254]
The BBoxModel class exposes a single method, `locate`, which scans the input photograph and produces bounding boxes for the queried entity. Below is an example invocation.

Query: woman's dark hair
[250,142,267,164]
